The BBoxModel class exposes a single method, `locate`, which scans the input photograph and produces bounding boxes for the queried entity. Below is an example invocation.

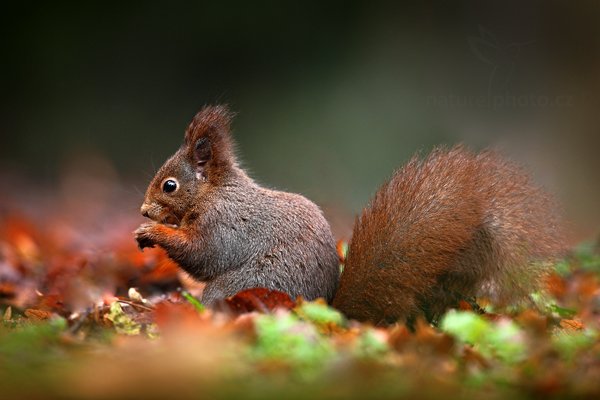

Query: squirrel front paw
[134,222,158,250]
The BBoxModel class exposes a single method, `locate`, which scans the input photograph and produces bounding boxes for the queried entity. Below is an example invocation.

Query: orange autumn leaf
[559,319,584,331]
[153,301,204,331]
[458,300,473,311]
[24,308,54,320]
[36,294,67,314]
[225,288,296,315]
[114,239,180,283]
[336,240,347,263]
[546,273,567,299]
[516,309,548,334]
[414,318,455,354]
[388,324,412,351]
[0,282,17,299]
[573,273,599,300]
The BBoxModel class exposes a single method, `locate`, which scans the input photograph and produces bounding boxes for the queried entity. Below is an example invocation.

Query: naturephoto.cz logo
[428,26,575,110]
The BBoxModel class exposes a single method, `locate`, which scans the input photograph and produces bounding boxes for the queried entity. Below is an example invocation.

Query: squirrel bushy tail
[332,145,564,324]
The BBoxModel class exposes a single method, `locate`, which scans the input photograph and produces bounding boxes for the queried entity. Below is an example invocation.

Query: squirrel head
[140,105,236,226]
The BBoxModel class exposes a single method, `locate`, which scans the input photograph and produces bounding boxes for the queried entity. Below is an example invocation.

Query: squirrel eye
[162,179,178,193]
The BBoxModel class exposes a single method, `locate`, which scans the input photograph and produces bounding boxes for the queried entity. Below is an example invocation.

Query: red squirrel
[135,105,564,324]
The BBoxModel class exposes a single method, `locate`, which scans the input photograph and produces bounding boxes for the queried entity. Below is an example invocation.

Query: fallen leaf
[224,288,295,315]
[25,308,54,320]
[559,319,584,331]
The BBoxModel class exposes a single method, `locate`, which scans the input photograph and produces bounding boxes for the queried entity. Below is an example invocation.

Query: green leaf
[0,317,67,368]
[440,310,492,344]
[553,260,571,276]
[552,329,597,361]
[106,302,141,335]
[250,312,334,375]
[181,290,206,313]
[573,242,600,272]
[531,293,577,318]
[486,319,526,363]
[296,301,345,326]
[550,304,577,319]
[354,329,389,358]
[441,310,526,363]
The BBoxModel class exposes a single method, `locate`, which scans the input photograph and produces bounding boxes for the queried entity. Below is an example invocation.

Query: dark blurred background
[1,1,599,239]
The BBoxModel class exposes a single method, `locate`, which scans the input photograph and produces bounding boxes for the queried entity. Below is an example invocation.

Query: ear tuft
[183,104,236,170]
[184,105,234,144]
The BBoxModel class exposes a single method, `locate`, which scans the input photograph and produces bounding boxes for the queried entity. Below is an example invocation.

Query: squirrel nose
[140,203,151,218]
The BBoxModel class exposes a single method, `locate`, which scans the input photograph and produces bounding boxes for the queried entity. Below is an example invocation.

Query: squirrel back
[332,146,564,324]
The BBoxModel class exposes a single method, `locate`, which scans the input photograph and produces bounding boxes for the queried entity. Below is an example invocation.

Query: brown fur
[332,146,564,324]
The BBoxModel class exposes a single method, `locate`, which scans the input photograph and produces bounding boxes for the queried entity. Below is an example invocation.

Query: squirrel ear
[184,105,236,172]
[194,137,212,181]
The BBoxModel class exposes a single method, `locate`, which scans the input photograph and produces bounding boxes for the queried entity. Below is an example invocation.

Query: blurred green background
[1,1,599,238]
